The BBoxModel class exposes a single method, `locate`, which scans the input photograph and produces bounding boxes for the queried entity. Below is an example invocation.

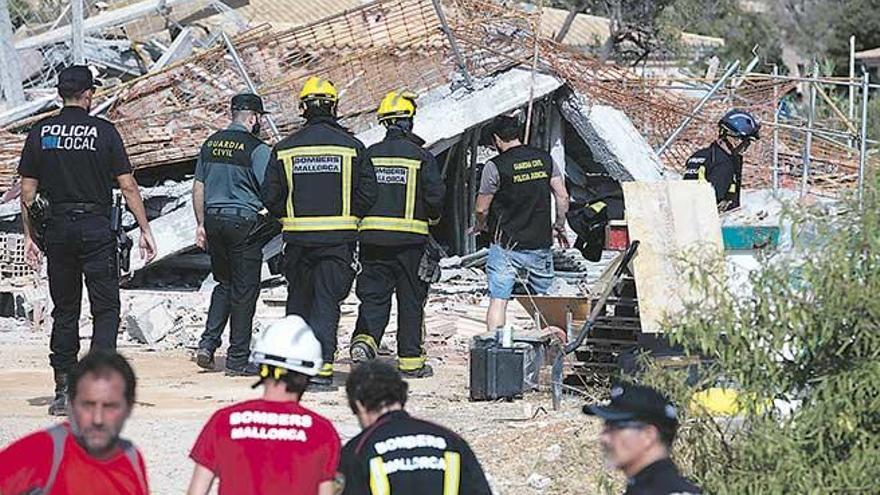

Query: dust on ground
[0,309,622,494]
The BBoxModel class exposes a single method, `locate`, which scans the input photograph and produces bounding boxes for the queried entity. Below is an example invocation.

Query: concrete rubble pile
[0,0,844,355]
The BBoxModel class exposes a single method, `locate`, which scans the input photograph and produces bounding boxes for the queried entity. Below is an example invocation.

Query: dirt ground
[0,318,620,494]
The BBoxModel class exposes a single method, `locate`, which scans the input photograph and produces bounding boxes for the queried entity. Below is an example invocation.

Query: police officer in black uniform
[339,360,492,495]
[18,65,157,416]
[350,91,445,378]
[683,109,761,212]
[193,93,275,376]
[261,76,377,386]
[583,383,702,495]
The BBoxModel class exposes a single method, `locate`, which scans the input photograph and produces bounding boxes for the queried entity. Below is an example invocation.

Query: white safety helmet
[250,315,323,377]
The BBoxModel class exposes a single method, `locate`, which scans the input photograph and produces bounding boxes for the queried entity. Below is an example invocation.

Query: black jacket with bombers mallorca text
[359,127,445,246]
[682,141,742,210]
[261,116,377,246]
[488,145,555,250]
[339,411,492,495]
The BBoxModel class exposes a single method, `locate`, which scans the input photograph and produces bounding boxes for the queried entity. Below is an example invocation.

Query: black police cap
[57,65,101,93]
[583,382,679,427]
[231,93,268,114]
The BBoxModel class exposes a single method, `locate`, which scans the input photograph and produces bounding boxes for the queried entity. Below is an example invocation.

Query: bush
[637,177,880,493]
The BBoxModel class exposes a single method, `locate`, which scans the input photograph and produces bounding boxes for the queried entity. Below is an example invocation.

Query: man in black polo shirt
[18,65,157,416]
[583,383,702,495]
[193,93,275,376]
[473,115,570,332]
[683,109,760,212]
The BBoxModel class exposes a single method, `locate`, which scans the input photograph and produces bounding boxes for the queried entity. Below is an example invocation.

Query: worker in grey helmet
[583,383,702,495]
[193,93,276,377]
[683,109,761,211]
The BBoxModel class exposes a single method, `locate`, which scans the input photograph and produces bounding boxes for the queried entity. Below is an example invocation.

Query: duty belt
[52,202,110,216]
[206,206,258,219]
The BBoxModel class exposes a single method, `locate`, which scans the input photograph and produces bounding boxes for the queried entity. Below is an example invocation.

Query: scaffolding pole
[858,71,870,208]
[431,0,473,89]
[71,0,85,64]
[0,0,24,105]
[656,60,740,156]
[849,35,856,150]
[800,65,818,199]
[221,31,281,141]
[772,65,780,192]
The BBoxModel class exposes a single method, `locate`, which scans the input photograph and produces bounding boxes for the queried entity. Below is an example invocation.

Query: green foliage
[773,0,880,76]
[659,0,784,65]
[637,178,880,493]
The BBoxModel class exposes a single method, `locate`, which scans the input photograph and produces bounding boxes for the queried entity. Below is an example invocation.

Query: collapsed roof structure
[0,0,876,277]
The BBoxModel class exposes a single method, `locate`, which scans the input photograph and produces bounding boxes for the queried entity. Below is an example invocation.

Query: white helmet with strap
[250,315,323,376]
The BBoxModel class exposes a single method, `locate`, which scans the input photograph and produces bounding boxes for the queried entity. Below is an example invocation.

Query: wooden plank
[622,181,724,333]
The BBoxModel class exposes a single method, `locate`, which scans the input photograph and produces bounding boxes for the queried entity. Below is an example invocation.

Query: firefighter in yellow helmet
[261,76,377,387]
[349,90,445,378]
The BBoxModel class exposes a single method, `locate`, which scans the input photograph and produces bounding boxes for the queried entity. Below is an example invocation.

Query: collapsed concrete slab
[559,92,665,182]
[358,67,564,152]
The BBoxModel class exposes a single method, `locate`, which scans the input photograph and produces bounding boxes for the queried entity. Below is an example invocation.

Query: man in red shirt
[187,315,341,495]
[0,350,149,495]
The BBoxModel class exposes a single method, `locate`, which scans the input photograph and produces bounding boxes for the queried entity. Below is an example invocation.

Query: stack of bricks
[0,233,36,285]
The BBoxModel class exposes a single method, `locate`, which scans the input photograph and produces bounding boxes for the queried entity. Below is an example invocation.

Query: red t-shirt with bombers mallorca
[190,398,341,495]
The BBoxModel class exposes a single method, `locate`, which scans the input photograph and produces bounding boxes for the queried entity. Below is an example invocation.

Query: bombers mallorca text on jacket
[359,128,445,246]
[262,116,377,246]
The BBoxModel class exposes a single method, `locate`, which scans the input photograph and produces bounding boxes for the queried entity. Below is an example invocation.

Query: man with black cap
[193,93,276,376]
[583,383,702,495]
[18,65,157,416]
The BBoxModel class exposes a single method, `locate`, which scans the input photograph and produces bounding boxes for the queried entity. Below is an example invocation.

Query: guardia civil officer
[349,91,445,378]
[193,93,275,377]
[583,383,702,495]
[18,65,157,416]
[683,109,760,211]
[261,77,377,386]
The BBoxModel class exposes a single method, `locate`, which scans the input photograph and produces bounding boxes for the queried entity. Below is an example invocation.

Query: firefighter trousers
[284,242,356,363]
[354,244,427,361]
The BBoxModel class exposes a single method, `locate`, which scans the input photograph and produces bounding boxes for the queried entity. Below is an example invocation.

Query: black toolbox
[469,337,525,401]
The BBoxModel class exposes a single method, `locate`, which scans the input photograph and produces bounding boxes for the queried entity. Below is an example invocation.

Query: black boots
[48,371,68,416]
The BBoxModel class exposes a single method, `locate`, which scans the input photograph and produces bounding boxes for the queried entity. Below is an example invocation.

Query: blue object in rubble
[722,225,780,251]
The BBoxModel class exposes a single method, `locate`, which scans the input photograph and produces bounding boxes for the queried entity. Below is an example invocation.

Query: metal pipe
[800,64,818,198]
[746,73,874,88]
[431,0,474,89]
[71,0,85,64]
[849,35,856,150]
[656,60,740,156]
[467,130,479,254]
[772,65,780,192]
[858,71,870,208]
[221,32,281,141]
[769,120,877,142]
[0,0,24,105]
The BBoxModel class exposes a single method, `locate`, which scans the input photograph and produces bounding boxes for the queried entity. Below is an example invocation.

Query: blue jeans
[486,244,554,300]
